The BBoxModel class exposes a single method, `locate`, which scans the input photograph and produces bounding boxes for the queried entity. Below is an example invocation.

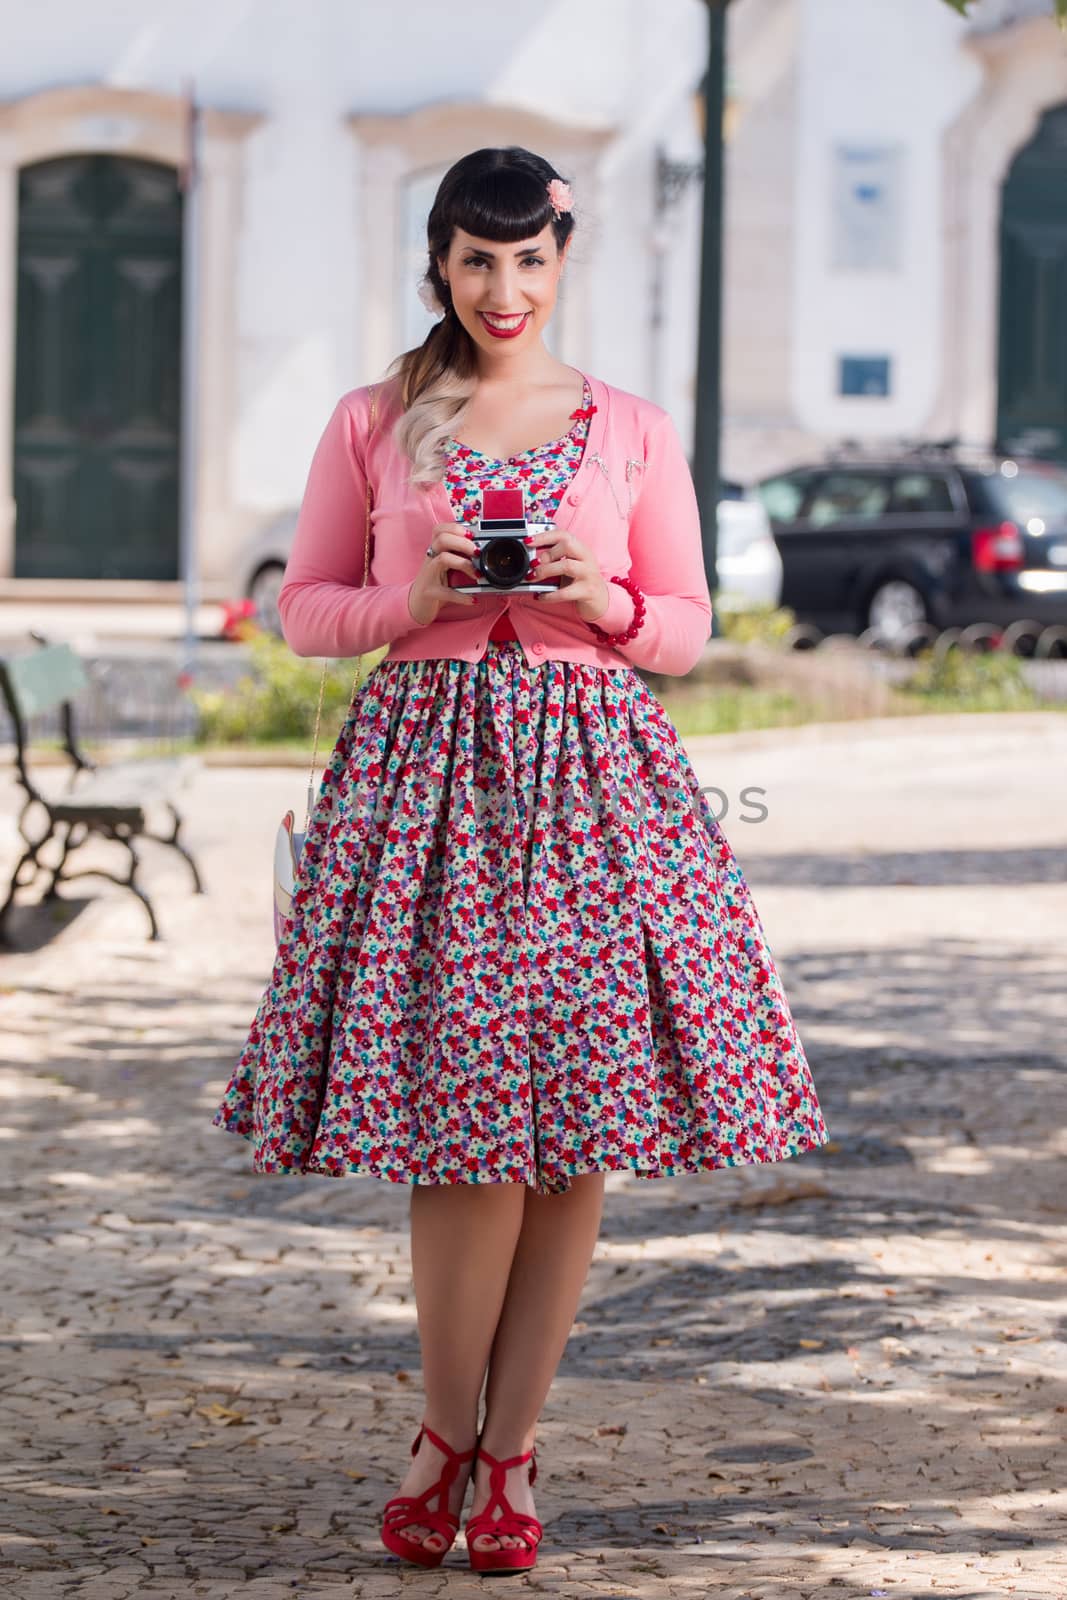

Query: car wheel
[865,579,928,643]
[250,563,286,636]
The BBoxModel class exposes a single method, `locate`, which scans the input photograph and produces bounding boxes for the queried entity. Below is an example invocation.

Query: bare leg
[387,1180,526,1554]
[469,1171,605,1553]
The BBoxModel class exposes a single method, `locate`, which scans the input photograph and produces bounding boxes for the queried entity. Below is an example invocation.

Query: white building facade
[0,0,1064,598]
[726,0,1067,483]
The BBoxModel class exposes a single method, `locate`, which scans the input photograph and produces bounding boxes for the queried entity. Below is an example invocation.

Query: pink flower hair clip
[546,178,573,220]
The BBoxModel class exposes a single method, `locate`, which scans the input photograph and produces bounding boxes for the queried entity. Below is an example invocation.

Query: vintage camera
[446,487,560,594]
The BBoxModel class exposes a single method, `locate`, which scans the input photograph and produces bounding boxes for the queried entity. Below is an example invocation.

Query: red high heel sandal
[380,1421,478,1568]
[463,1441,543,1574]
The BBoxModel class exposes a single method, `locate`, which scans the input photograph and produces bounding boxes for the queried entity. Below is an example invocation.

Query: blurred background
[2,6,1066,1592]
[3,0,1067,661]
[3,0,1067,909]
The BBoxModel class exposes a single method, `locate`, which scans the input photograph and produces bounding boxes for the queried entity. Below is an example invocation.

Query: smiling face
[438,224,569,356]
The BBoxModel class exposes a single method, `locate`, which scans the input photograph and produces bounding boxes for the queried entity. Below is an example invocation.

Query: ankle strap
[413,1421,478,1464]
[474,1440,538,1486]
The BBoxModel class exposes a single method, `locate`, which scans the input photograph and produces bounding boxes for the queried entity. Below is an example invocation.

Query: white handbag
[272,383,378,945]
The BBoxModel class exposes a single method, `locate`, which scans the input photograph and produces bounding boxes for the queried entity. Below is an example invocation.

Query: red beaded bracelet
[587,574,647,646]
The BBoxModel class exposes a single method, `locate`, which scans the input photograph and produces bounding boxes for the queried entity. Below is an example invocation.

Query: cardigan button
[567,492,581,505]
[531,641,546,656]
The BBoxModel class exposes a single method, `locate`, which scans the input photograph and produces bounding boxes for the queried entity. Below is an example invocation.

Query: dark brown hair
[385,146,576,485]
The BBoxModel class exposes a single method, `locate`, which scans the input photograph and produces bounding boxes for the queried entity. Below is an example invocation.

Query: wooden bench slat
[58,756,197,805]
[51,799,145,827]
[1,644,88,718]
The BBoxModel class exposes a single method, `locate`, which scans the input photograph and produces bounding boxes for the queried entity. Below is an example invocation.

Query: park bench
[0,638,205,941]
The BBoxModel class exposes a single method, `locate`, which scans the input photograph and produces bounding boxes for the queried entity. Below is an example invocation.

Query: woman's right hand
[407,522,481,626]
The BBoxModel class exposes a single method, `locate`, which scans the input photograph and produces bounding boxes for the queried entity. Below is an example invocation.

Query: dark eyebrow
[459,245,546,258]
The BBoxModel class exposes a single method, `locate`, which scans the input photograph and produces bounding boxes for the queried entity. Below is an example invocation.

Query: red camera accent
[481,487,525,521]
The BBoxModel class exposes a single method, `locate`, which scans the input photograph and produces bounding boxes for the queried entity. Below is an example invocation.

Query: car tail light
[971,522,1024,572]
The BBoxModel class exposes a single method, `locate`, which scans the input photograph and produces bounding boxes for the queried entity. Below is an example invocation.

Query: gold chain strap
[304,382,378,824]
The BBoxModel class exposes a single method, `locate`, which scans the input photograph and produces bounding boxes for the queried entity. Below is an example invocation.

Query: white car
[229,484,782,636]
[227,511,299,636]
[714,482,784,611]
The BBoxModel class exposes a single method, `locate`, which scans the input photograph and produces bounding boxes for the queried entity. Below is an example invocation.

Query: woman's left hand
[526,525,611,624]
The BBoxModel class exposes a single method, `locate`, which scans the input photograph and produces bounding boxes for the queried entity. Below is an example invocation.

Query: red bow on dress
[570,404,598,421]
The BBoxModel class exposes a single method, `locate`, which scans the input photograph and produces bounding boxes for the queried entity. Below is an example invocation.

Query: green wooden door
[998,104,1067,463]
[14,154,183,579]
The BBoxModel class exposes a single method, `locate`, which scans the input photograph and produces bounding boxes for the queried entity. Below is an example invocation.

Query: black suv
[754,446,1067,639]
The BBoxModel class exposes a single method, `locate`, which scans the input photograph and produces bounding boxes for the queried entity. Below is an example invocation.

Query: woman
[212,146,829,1575]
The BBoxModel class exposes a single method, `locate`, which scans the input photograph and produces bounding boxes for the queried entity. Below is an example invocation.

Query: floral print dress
[211,377,830,1195]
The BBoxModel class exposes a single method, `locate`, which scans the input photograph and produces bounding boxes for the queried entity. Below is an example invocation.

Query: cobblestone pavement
[1,710,1065,1600]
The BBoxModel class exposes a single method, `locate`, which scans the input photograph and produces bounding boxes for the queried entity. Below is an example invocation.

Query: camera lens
[480,536,531,589]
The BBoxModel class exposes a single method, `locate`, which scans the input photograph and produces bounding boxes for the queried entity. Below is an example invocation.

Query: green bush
[901,645,1040,710]
[659,685,815,737]
[189,626,384,745]
[714,601,798,648]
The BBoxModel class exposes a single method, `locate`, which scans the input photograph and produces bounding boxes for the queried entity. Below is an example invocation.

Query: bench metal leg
[0,802,59,942]
[0,797,200,946]
[146,801,205,894]
[0,839,50,940]
[46,824,162,941]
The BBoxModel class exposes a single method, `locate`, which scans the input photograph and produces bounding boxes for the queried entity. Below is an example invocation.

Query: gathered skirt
[211,640,830,1195]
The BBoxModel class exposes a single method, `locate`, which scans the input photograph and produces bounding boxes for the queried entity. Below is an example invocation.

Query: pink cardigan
[277,370,713,675]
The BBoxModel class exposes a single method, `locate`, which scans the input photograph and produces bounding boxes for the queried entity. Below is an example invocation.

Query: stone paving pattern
[1,709,1065,1599]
